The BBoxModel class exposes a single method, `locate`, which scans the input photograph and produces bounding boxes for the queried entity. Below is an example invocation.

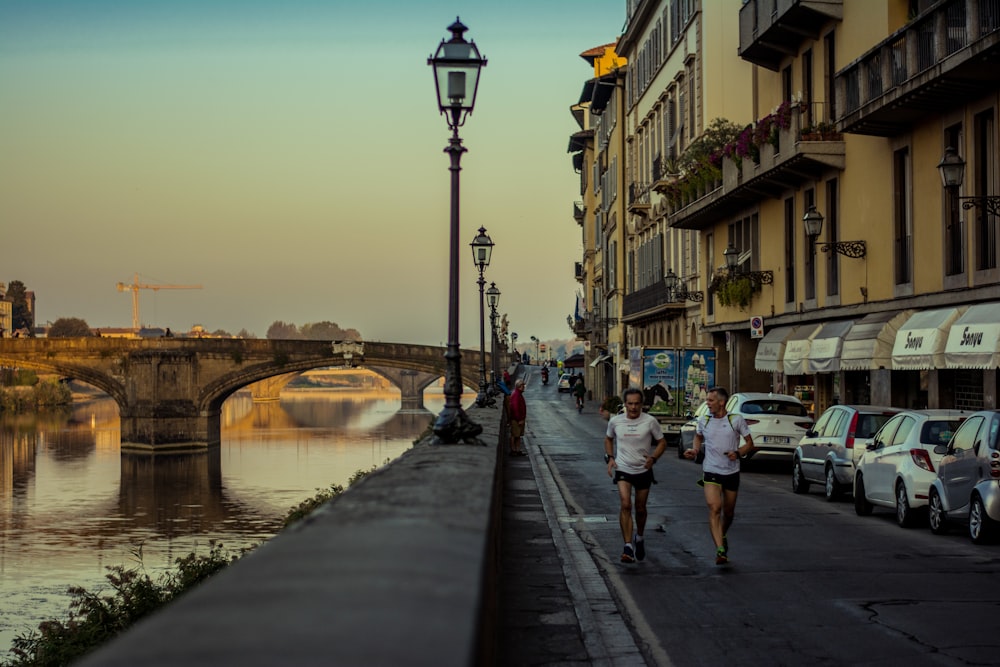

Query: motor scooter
[541,368,549,385]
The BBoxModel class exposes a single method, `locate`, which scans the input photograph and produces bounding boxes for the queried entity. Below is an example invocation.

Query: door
[867,415,915,503]
[799,407,840,479]
[939,415,985,513]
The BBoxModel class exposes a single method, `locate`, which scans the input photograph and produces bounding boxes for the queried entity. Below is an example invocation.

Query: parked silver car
[792,405,900,501]
[928,410,1000,543]
[853,410,966,528]
[724,392,813,460]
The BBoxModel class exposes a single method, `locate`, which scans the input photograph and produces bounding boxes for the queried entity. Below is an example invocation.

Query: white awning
[892,307,966,370]
[807,320,855,373]
[945,303,1000,369]
[841,310,913,371]
[589,354,611,367]
[754,325,797,373]
[782,324,823,376]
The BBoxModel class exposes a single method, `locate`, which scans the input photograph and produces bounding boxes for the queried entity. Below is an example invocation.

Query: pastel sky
[0,1,624,347]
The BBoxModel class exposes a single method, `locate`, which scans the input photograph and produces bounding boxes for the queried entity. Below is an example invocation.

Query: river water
[0,387,459,657]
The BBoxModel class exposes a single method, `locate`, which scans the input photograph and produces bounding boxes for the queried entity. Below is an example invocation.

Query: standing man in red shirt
[508,379,527,457]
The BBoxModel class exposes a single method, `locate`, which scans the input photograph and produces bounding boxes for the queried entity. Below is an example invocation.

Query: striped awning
[945,303,1000,369]
[892,307,966,370]
[841,310,913,371]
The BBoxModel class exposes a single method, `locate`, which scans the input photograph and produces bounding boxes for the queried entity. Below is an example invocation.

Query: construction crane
[116,273,202,331]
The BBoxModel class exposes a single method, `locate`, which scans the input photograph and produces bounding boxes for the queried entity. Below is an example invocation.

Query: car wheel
[824,465,841,502]
[792,458,810,494]
[854,474,873,516]
[928,488,948,535]
[896,482,916,528]
[969,495,996,544]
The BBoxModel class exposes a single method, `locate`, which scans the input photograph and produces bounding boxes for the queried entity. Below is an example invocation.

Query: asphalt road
[524,366,1000,667]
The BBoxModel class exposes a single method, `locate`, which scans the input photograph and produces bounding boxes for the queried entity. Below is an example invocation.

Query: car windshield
[855,413,896,439]
[740,400,808,416]
[920,419,963,446]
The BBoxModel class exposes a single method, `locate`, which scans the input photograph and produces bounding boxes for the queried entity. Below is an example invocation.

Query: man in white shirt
[684,386,755,565]
[604,387,668,563]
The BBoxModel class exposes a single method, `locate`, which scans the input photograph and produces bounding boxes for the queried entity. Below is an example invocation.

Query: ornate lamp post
[938,146,1000,215]
[802,205,867,258]
[428,18,487,444]
[723,243,774,286]
[470,226,494,407]
[486,282,500,387]
[664,268,704,302]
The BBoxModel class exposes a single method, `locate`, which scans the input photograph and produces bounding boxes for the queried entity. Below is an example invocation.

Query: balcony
[739,0,843,71]
[627,181,652,216]
[621,282,689,324]
[836,0,1000,137]
[574,262,584,282]
[573,201,585,225]
[669,105,845,231]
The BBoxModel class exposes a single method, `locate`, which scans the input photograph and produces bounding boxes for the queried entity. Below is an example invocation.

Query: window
[805,189,816,301]
[973,109,997,271]
[945,123,964,276]
[802,49,814,129]
[824,31,836,122]
[949,416,984,454]
[728,213,760,274]
[784,197,796,304]
[706,231,715,317]
[893,147,913,285]
[826,178,840,297]
[890,416,916,447]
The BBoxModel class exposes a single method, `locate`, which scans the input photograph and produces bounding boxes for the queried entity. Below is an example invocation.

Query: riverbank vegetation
[0,373,71,413]
[2,466,378,667]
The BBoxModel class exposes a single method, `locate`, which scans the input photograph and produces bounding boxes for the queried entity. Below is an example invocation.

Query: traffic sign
[750,316,764,339]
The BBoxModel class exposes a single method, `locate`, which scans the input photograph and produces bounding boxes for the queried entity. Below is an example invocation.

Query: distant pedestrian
[684,386,755,565]
[508,379,527,457]
[572,375,587,413]
[604,388,667,563]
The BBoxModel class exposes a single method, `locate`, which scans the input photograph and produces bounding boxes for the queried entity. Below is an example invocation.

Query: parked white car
[928,410,1000,544]
[793,404,901,501]
[724,392,813,460]
[853,410,966,528]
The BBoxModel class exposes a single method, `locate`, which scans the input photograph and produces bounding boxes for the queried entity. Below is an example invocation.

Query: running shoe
[621,545,636,563]
[715,548,728,565]
[722,535,728,556]
[634,536,645,562]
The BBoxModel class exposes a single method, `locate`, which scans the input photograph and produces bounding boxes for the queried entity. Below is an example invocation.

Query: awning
[807,319,855,373]
[590,76,615,112]
[782,324,823,376]
[567,129,593,152]
[841,310,914,371]
[892,307,966,370]
[754,325,797,373]
[589,354,611,367]
[577,79,596,105]
[945,303,1000,369]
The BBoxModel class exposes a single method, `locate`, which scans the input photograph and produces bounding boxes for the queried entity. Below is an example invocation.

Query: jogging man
[604,387,667,563]
[684,386,755,565]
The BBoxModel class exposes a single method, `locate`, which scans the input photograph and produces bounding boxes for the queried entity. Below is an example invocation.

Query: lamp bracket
[959,196,1000,218]
[818,240,867,258]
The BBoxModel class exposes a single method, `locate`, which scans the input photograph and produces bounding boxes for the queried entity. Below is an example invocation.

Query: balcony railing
[837,0,1000,136]
[739,0,843,71]
[669,103,845,231]
[573,201,585,225]
[621,282,688,323]
[574,262,584,282]
[627,181,651,216]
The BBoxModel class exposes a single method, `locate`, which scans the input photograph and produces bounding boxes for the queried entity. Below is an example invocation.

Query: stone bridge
[0,338,486,451]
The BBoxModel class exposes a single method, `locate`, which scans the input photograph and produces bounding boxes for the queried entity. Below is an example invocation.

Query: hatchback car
[792,405,900,500]
[557,374,574,392]
[928,410,1000,543]
[677,402,710,459]
[724,392,814,460]
[853,410,966,528]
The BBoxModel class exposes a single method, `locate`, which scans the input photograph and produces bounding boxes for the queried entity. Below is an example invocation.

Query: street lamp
[470,226,494,407]
[486,282,500,388]
[428,18,487,444]
[723,243,774,286]
[938,146,1000,217]
[802,205,867,258]
[664,268,704,302]
[530,335,539,363]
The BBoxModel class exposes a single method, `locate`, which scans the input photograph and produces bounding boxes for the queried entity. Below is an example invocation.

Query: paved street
[502,366,1000,666]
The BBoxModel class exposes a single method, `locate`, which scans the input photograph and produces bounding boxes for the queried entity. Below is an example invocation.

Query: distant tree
[299,321,361,341]
[236,328,256,339]
[266,321,301,340]
[48,317,93,338]
[6,280,34,334]
[211,329,232,338]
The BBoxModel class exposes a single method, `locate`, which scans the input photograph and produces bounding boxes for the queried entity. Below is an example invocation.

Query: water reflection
[0,388,451,657]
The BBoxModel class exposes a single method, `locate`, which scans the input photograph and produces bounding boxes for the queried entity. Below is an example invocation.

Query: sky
[0,0,626,347]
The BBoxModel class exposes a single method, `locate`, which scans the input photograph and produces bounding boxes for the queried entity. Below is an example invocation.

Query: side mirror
[933,444,949,456]
[867,441,878,451]
[805,429,818,438]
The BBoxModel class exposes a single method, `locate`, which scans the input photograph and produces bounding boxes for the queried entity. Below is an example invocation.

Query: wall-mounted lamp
[803,205,867,258]
[937,146,1000,217]
[723,243,774,287]
[664,269,704,302]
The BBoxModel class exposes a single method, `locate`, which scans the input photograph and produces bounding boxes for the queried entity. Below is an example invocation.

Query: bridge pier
[367,366,441,410]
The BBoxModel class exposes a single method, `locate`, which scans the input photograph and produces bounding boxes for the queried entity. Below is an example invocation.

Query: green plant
[230,349,244,365]
[715,275,760,311]
[601,395,623,414]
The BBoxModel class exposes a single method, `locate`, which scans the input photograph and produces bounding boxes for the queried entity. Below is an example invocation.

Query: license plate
[762,436,790,444]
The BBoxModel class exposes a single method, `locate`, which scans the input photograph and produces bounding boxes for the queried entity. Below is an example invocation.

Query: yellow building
[667,0,1000,415]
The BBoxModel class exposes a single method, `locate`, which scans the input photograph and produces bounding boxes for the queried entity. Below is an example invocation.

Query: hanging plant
[715,275,761,311]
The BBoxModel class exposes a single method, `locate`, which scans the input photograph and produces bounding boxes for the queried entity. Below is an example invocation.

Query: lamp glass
[724,244,739,269]
[470,226,494,268]
[486,282,500,308]
[664,268,678,290]
[802,205,824,238]
[429,19,486,125]
[937,146,965,189]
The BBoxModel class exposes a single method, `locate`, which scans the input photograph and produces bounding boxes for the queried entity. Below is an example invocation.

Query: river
[0,386,464,657]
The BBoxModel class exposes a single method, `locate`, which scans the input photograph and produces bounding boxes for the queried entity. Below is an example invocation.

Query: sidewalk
[499,445,591,665]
